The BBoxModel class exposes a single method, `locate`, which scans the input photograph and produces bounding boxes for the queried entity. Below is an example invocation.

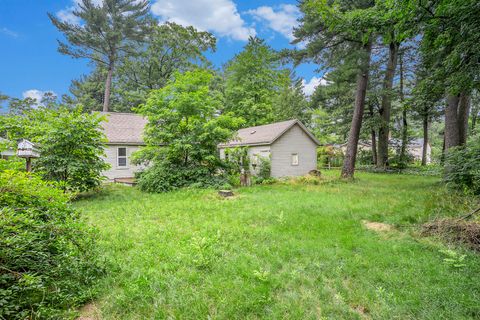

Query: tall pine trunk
[422,110,429,166]
[377,41,399,168]
[103,62,114,112]
[341,41,372,179]
[368,103,377,165]
[398,52,408,164]
[444,94,460,150]
[458,93,470,145]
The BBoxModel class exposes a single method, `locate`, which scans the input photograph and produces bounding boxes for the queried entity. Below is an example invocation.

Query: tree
[67,65,107,112]
[273,73,310,124]
[115,22,216,109]
[8,97,37,115]
[224,37,288,126]
[135,69,243,192]
[412,0,480,152]
[293,0,377,178]
[49,0,151,112]
[24,107,109,192]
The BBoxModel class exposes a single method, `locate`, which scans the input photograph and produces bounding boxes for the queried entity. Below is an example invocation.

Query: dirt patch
[422,218,480,252]
[77,302,101,320]
[362,220,393,232]
[351,304,370,319]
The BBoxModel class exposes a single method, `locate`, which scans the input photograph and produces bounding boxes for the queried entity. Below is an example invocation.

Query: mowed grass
[74,171,480,319]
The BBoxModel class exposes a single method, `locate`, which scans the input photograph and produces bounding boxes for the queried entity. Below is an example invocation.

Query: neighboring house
[390,138,431,163]
[100,112,148,180]
[334,138,432,163]
[218,119,320,177]
[0,138,15,160]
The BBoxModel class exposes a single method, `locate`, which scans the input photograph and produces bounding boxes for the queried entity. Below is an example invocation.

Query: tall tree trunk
[458,92,470,145]
[377,41,399,168]
[103,62,114,112]
[444,94,460,150]
[341,41,372,179]
[422,110,429,166]
[368,103,377,165]
[398,51,408,164]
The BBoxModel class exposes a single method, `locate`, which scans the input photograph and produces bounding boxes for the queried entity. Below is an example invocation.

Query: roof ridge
[238,119,297,131]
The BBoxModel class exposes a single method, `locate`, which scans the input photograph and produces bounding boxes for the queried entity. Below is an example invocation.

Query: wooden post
[26,157,32,172]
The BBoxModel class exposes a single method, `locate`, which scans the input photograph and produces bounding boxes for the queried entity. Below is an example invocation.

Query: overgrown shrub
[135,70,243,193]
[136,163,227,192]
[256,157,271,181]
[444,139,480,194]
[0,171,104,319]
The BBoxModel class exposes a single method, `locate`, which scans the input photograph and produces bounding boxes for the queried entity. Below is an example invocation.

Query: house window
[117,147,127,167]
[291,153,299,166]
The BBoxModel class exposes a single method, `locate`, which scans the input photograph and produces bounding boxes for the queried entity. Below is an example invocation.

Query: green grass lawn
[74,171,480,319]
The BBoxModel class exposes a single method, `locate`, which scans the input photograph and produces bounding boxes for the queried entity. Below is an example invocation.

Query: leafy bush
[444,139,480,194]
[256,157,271,181]
[135,70,243,193]
[0,171,104,319]
[30,107,110,192]
[137,163,227,192]
[1,106,110,192]
[317,146,343,168]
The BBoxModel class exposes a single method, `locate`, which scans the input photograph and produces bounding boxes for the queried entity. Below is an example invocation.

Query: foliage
[135,69,243,192]
[256,156,271,181]
[224,37,293,126]
[0,171,103,319]
[115,22,216,110]
[74,171,480,319]
[317,146,344,168]
[444,139,480,194]
[224,147,250,174]
[48,0,151,110]
[24,107,109,192]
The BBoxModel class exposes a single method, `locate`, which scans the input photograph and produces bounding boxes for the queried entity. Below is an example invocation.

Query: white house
[0,138,14,160]
[218,119,320,177]
[99,112,147,181]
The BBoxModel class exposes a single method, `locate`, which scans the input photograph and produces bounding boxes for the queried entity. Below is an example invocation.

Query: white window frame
[117,147,128,168]
[291,153,299,166]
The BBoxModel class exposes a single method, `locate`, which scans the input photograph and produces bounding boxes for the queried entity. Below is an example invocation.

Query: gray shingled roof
[100,112,147,145]
[218,119,320,147]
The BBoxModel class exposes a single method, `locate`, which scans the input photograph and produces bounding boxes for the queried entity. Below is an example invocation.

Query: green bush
[444,139,480,194]
[137,162,227,193]
[257,157,271,181]
[0,171,104,319]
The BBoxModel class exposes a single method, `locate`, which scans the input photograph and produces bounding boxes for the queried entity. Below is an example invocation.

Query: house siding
[270,124,317,177]
[102,144,144,180]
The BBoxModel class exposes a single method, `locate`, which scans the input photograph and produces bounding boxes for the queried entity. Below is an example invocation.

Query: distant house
[334,138,431,164]
[100,112,148,181]
[218,119,320,177]
[0,138,15,160]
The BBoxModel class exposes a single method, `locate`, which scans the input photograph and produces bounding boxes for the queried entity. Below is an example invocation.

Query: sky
[0,0,324,108]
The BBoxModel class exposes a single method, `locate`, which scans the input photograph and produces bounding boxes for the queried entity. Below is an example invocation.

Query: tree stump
[218,190,234,198]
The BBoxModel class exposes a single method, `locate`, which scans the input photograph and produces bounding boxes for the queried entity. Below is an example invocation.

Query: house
[334,138,431,164]
[0,138,15,160]
[218,119,320,177]
[99,112,148,181]
[390,138,431,163]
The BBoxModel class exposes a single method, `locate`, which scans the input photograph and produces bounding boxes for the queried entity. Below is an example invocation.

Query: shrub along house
[100,112,148,181]
[218,119,320,177]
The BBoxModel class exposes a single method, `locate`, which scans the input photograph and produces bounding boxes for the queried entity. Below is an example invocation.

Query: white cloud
[57,0,103,24]
[0,27,18,38]
[302,77,329,96]
[247,4,300,41]
[151,0,255,41]
[22,90,56,106]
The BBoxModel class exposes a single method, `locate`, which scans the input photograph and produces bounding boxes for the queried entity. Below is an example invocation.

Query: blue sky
[0,0,322,106]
